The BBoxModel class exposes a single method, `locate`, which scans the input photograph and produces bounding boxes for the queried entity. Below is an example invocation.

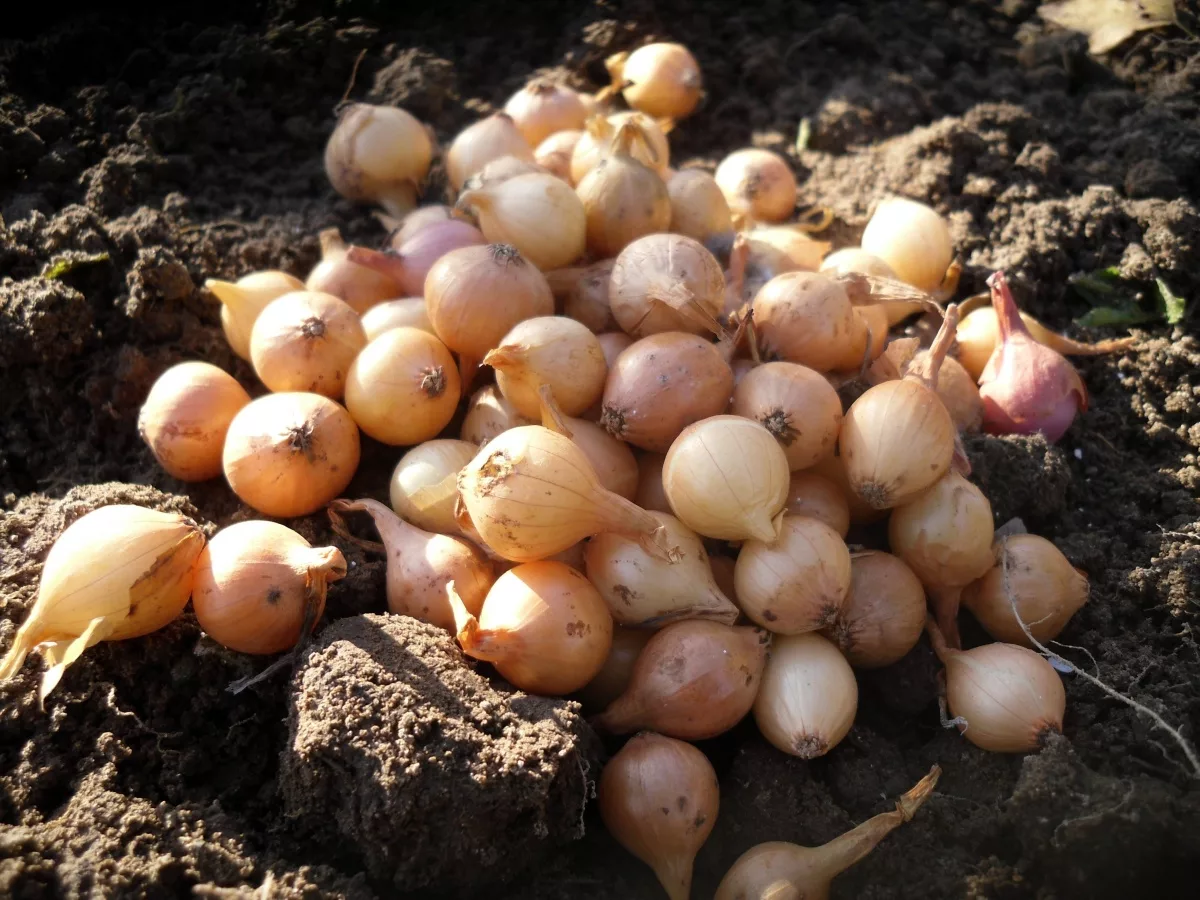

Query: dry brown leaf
[1039,0,1178,53]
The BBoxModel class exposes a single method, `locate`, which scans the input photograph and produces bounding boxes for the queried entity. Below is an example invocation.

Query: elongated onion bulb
[460,385,536,445]
[784,471,850,537]
[860,196,953,294]
[389,439,479,536]
[585,511,739,627]
[598,733,717,900]
[249,291,366,399]
[601,332,734,453]
[754,632,857,757]
[735,517,851,634]
[714,767,942,900]
[457,172,586,270]
[504,80,588,148]
[206,271,306,361]
[305,228,399,314]
[963,534,1088,647]
[484,316,607,418]
[607,42,703,119]
[839,307,959,509]
[223,392,360,517]
[0,505,205,699]
[667,169,733,243]
[324,103,433,216]
[610,233,727,339]
[449,561,612,694]
[731,361,843,470]
[889,472,995,648]
[138,362,251,482]
[361,297,433,341]
[928,620,1065,753]
[329,499,493,633]
[663,416,790,542]
[577,626,652,711]
[344,327,461,446]
[193,520,344,654]
[535,129,583,180]
[715,148,797,223]
[595,620,769,739]
[577,123,671,257]
[823,551,926,668]
[456,425,670,563]
[446,112,533,192]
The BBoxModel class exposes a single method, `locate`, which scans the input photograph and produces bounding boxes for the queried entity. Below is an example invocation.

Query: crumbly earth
[2,1,1199,898]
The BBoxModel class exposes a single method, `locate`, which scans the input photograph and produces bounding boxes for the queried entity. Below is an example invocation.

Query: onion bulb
[360,297,433,341]
[635,452,671,514]
[928,619,1065,753]
[389,439,479,536]
[542,409,639,500]
[534,129,583,180]
[784,471,850,537]
[594,620,769,739]
[0,505,205,699]
[751,271,872,373]
[955,303,1135,382]
[344,327,461,446]
[750,226,831,272]
[324,103,433,216]
[205,270,305,361]
[425,243,556,376]
[193,520,344,654]
[820,247,897,279]
[461,155,547,192]
[823,551,926,668]
[838,306,959,509]
[504,80,588,149]
[445,112,533,192]
[564,259,619,333]
[667,168,733,244]
[457,172,586,270]
[914,349,982,432]
[610,233,727,339]
[715,148,797,224]
[735,514,851,634]
[249,290,366,399]
[448,560,612,694]
[576,122,671,257]
[138,362,251,482]
[578,626,653,711]
[598,732,717,900]
[460,384,535,445]
[223,392,359,518]
[731,361,843,470]
[584,511,739,627]
[663,416,790,542]
[606,42,703,119]
[456,425,671,563]
[484,316,607,419]
[963,534,1088,647]
[571,113,670,184]
[305,228,399,314]
[806,453,888,526]
[600,332,734,453]
[754,632,857,757]
[889,472,995,649]
[329,498,493,633]
[860,196,953,294]
[391,204,454,246]
[347,219,488,298]
[714,767,941,900]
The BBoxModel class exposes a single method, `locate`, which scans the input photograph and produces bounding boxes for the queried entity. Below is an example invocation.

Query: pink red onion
[345,220,486,296]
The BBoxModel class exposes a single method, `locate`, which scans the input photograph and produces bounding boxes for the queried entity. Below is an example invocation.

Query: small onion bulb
[305,228,399,315]
[576,122,671,258]
[460,385,536,446]
[715,148,797,224]
[484,316,607,419]
[784,471,850,537]
[534,129,583,181]
[609,233,727,339]
[360,297,433,341]
[754,632,858,758]
[730,361,843,471]
[324,103,433,216]
[205,270,306,361]
[249,291,366,399]
[445,112,533,192]
[606,42,703,120]
[389,439,479,536]
[503,80,588,149]
[457,172,586,270]
[860,196,953,294]
[667,168,733,244]
[823,551,926,668]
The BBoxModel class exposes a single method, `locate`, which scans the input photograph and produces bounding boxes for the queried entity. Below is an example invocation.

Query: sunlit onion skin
[609,233,727,339]
[577,122,671,258]
[594,620,770,739]
[860,196,953,294]
[731,361,843,470]
[445,112,534,192]
[606,42,703,120]
[305,228,400,315]
[978,271,1088,442]
[324,103,432,216]
[753,632,857,758]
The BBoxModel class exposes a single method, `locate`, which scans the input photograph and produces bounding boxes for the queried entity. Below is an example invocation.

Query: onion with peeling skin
[753,632,857,758]
[784,471,850,537]
[389,439,479,536]
[610,233,727,339]
[731,361,843,471]
[571,113,670,184]
[577,122,671,258]
[823,550,926,668]
[752,271,873,373]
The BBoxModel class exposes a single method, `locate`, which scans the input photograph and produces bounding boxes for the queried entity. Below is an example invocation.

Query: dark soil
[2,1,1199,898]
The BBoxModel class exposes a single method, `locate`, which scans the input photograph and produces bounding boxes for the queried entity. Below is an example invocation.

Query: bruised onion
[223,392,359,518]
[457,172,587,270]
[577,122,671,257]
[594,620,769,739]
[715,148,797,224]
[360,297,433,341]
[305,228,399,314]
[344,327,461,446]
[389,439,479,536]
[585,511,739,627]
[445,112,533,192]
[754,632,857,757]
[667,169,733,244]
[600,332,733,452]
[206,270,306,361]
[139,362,251,482]
[784,471,850,537]
[731,361,843,470]
[599,732,717,900]
[449,560,612,694]
[610,233,727,338]
[484,316,607,418]
[823,551,926,668]
[460,384,536,445]
[324,103,432,216]
[249,291,366,399]
[606,42,703,120]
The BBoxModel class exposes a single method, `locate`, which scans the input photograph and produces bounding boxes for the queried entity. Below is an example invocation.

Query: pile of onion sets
[1,36,1137,900]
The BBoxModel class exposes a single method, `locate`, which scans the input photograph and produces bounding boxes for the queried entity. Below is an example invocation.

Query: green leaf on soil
[1067,266,1124,306]
[1074,304,1157,327]
[1068,267,1187,327]
[42,253,110,280]
[1154,277,1186,325]
[795,118,812,154]
[1039,0,1178,54]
